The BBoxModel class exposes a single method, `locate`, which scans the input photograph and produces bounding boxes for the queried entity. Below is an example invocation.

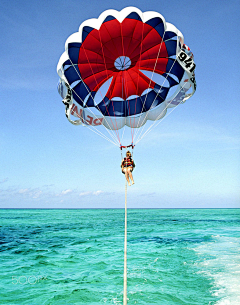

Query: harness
[122,157,134,168]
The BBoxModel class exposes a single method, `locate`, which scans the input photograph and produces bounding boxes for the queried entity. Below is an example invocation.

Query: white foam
[194,235,240,305]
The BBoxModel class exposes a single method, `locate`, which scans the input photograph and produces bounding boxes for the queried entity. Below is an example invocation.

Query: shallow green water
[0,209,240,304]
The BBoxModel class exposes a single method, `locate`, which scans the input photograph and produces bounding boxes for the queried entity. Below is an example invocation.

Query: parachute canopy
[57,7,196,145]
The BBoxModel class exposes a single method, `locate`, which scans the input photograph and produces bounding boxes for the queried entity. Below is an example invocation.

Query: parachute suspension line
[120,22,134,146]
[125,70,137,143]
[132,21,145,142]
[66,58,114,134]
[97,31,123,145]
[136,27,167,121]
[135,81,190,145]
[62,79,119,146]
[66,59,120,146]
[132,30,168,142]
[125,77,134,144]
[133,36,182,144]
[123,179,128,305]
[98,30,113,100]
[121,125,127,146]
[77,44,122,145]
[84,124,119,146]
[132,23,145,144]
[133,25,185,144]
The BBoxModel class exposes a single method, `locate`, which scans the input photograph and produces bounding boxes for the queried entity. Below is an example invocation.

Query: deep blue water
[0,209,240,304]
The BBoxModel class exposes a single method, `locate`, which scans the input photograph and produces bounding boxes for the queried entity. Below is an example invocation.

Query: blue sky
[0,0,239,208]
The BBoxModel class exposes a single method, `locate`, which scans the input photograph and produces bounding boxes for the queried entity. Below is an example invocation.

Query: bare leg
[128,169,135,184]
[123,169,131,186]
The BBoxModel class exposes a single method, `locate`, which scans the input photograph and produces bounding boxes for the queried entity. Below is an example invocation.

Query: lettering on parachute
[70,104,103,126]
[177,50,196,91]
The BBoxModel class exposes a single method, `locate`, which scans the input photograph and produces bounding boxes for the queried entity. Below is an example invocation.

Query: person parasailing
[121,151,135,186]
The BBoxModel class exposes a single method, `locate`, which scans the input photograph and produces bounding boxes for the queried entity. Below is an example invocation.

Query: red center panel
[78,18,168,100]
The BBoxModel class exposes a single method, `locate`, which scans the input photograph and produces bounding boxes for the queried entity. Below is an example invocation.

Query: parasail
[57,6,196,147]
[56,8,196,304]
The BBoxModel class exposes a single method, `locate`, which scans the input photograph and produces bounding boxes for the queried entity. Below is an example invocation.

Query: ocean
[0,209,239,304]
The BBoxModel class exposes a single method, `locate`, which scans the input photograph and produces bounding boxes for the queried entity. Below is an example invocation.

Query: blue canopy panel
[153,85,169,98]
[85,92,96,107]
[82,26,95,42]
[143,89,167,111]
[126,12,143,21]
[166,59,185,83]
[161,73,179,87]
[62,59,72,70]
[164,31,177,41]
[68,43,81,65]
[165,40,178,57]
[95,86,169,117]
[103,15,116,23]
[146,17,164,38]
[64,65,81,86]
[71,81,90,107]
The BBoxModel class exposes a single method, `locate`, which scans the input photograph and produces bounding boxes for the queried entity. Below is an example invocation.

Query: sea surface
[0,209,240,305]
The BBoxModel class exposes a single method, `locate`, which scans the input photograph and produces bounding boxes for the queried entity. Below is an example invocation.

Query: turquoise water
[0,209,240,304]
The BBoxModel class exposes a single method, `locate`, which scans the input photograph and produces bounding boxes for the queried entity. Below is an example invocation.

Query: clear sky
[0,0,239,208]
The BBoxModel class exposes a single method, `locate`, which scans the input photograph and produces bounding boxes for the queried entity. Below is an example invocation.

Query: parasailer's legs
[124,170,131,186]
[128,169,135,185]
[123,168,134,186]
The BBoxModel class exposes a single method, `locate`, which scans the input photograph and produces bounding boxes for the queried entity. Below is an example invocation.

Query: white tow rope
[123,180,128,305]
